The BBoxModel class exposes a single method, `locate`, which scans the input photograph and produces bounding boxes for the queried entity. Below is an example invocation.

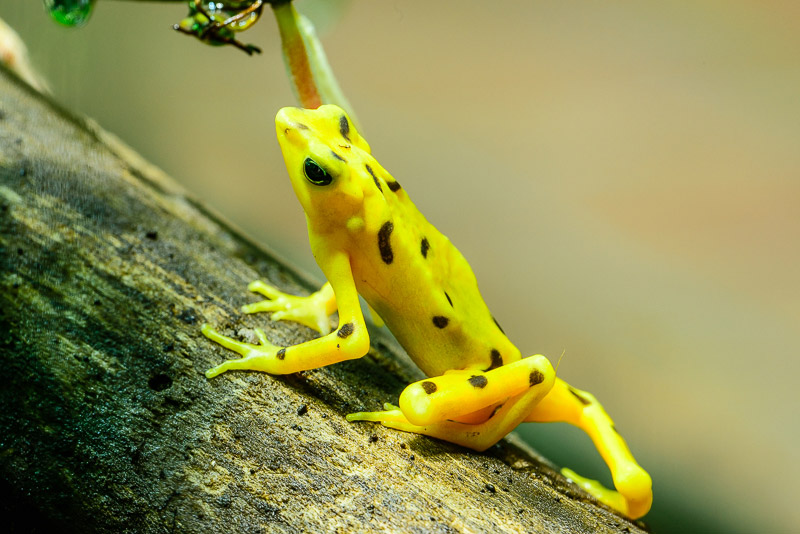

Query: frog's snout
[275,106,297,129]
[275,107,309,143]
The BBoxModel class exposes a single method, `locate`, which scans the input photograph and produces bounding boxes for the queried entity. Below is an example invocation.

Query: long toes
[248,281,283,299]
[206,361,232,379]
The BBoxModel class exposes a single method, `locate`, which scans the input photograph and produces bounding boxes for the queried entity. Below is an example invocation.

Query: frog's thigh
[399,355,555,427]
[372,361,554,452]
[526,378,652,519]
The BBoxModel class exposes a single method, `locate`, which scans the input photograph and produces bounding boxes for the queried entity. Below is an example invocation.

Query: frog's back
[347,162,521,377]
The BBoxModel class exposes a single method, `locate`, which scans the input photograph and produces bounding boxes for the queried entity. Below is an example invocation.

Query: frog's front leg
[202,251,369,376]
[243,280,337,334]
[526,378,653,519]
[348,355,555,452]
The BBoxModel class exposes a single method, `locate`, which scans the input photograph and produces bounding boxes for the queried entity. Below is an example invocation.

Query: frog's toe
[346,406,406,425]
[241,299,284,314]
[205,360,236,379]
[247,280,284,299]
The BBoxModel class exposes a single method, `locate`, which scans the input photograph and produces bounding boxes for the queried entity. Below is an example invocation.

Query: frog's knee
[335,321,370,357]
[397,381,440,425]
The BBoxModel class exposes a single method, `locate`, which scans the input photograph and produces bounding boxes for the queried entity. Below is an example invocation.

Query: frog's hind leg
[347,355,555,452]
[525,378,652,519]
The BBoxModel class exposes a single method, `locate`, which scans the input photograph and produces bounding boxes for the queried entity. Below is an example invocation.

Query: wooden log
[0,67,647,534]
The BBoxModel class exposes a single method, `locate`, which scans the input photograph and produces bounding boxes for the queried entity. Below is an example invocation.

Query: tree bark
[0,67,647,534]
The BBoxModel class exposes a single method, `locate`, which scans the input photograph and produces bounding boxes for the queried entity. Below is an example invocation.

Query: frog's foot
[347,403,406,424]
[347,402,465,436]
[242,280,336,334]
[526,378,653,519]
[201,324,286,377]
[347,403,454,437]
[561,463,652,519]
[561,468,629,517]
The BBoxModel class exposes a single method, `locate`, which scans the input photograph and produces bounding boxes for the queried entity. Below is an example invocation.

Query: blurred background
[3,1,799,532]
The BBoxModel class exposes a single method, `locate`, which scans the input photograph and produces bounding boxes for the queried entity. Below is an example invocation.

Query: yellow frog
[201,105,652,519]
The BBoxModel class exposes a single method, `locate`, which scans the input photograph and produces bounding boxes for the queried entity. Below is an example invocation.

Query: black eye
[303,158,332,186]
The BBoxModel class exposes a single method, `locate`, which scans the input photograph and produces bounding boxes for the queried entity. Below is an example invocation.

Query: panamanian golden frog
[201,105,652,519]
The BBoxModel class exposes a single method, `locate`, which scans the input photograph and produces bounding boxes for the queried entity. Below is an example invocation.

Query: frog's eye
[303,158,333,186]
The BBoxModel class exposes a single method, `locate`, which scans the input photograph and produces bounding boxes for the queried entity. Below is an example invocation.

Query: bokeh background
[4,1,799,532]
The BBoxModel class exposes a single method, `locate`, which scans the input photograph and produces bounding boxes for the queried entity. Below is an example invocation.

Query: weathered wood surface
[0,67,647,534]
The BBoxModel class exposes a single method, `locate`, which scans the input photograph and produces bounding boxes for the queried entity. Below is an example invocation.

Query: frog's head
[276,105,374,227]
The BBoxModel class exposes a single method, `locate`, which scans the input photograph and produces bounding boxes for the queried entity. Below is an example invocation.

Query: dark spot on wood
[485,483,496,493]
[468,375,488,388]
[145,230,158,240]
[421,237,430,258]
[492,316,505,334]
[216,493,232,508]
[378,221,394,264]
[569,387,591,405]
[148,373,172,391]
[529,370,544,386]
[277,348,287,360]
[387,180,402,192]
[339,115,351,141]
[177,308,197,324]
[444,292,453,307]
[421,381,437,394]
[365,164,382,193]
[331,150,346,162]
[296,404,308,416]
[337,322,354,338]
[432,316,449,328]
[486,349,503,371]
